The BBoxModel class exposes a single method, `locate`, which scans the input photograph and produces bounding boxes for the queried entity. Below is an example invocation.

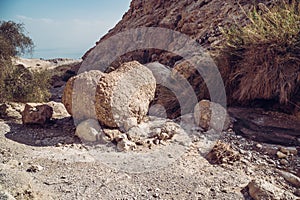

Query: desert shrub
[0,61,51,103]
[0,20,51,103]
[220,1,300,105]
[0,21,34,59]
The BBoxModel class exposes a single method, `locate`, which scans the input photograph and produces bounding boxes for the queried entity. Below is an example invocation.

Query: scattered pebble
[276,151,287,159]
[27,164,43,172]
[279,147,298,156]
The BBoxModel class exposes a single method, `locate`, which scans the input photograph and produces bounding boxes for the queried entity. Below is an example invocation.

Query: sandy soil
[0,115,299,199]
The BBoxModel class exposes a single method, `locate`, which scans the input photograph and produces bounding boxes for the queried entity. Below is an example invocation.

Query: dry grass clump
[220,1,300,105]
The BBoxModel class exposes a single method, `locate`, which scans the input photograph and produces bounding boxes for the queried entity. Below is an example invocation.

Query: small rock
[248,179,297,200]
[115,134,128,142]
[27,164,43,172]
[279,159,289,166]
[240,158,250,165]
[153,138,160,145]
[276,151,287,159]
[276,170,300,188]
[151,128,162,136]
[55,143,63,147]
[279,147,298,156]
[256,144,263,149]
[194,100,230,132]
[123,117,138,131]
[117,139,136,152]
[205,141,240,164]
[46,101,70,119]
[239,149,246,155]
[103,129,122,141]
[75,119,103,142]
[158,132,169,141]
[153,193,159,198]
[22,103,53,125]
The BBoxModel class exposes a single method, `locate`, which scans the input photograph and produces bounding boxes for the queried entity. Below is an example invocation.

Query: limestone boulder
[95,61,156,129]
[75,119,106,142]
[62,70,104,123]
[21,104,53,125]
[194,100,230,132]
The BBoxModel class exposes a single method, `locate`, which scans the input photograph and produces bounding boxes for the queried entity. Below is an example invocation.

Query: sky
[0,0,131,59]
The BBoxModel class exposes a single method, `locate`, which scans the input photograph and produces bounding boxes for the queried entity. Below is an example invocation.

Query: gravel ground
[0,117,299,200]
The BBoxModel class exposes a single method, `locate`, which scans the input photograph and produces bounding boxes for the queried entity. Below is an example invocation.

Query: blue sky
[0,0,131,59]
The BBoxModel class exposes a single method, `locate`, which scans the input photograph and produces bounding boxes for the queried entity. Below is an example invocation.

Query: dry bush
[0,60,51,103]
[220,1,300,106]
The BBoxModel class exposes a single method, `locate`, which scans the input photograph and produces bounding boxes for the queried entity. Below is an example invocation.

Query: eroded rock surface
[62,70,104,123]
[95,61,156,129]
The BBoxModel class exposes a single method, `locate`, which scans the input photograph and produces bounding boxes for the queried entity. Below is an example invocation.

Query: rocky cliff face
[84,0,270,60]
[81,0,296,118]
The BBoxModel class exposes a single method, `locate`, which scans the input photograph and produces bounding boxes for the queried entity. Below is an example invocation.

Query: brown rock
[95,61,156,129]
[62,70,104,122]
[248,179,297,200]
[21,104,53,125]
[205,141,240,165]
[194,100,230,132]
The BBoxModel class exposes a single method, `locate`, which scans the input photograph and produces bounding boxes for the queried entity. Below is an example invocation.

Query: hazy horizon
[0,0,131,59]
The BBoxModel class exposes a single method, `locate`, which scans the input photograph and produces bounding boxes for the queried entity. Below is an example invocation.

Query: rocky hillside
[84,0,272,59]
[81,0,299,117]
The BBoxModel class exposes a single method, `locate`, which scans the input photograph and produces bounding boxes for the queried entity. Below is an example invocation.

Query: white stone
[75,119,102,142]
[276,151,287,159]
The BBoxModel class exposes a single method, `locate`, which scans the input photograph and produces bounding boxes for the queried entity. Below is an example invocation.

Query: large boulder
[21,103,53,125]
[95,61,156,129]
[62,70,104,122]
[194,100,230,132]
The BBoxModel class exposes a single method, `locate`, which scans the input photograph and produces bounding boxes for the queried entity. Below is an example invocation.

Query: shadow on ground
[5,117,80,147]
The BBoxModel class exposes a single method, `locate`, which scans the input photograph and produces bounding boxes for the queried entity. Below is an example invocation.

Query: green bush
[220,1,300,105]
[0,20,51,103]
[0,21,34,59]
[0,60,51,103]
